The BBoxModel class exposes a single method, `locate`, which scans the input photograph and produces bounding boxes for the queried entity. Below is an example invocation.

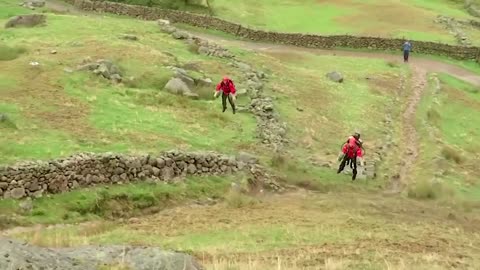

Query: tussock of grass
[225,189,258,208]
[407,179,455,200]
[386,60,400,68]
[441,145,464,164]
[0,44,26,61]
[426,108,441,126]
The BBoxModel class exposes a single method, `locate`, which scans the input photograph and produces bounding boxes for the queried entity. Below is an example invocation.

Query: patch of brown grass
[441,145,464,164]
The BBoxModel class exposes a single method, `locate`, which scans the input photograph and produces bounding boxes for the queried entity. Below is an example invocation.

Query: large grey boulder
[326,71,344,83]
[5,14,46,28]
[0,237,204,270]
[164,78,191,95]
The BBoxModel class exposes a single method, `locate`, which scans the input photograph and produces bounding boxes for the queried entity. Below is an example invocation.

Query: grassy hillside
[413,73,480,201]
[2,0,480,269]
[0,1,260,164]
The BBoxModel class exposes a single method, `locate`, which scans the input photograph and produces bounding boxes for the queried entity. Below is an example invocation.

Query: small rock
[326,71,344,83]
[157,19,170,25]
[164,78,191,95]
[196,78,212,87]
[296,107,304,112]
[110,73,122,83]
[50,50,57,54]
[172,30,190,39]
[10,187,26,199]
[183,91,199,99]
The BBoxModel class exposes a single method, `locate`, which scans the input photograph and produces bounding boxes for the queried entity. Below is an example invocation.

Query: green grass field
[2,0,480,269]
[0,7,261,164]
[208,0,477,43]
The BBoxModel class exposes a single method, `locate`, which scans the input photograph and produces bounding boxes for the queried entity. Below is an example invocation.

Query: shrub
[0,44,27,61]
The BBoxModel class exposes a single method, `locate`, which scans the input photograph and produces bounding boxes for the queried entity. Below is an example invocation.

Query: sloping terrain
[1,0,480,269]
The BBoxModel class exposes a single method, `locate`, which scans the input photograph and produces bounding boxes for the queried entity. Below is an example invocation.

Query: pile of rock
[19,0,45,10]
[0,237,204,270]
[158,20,233,58]
[228,60,288,149]
[435,15,471,46]
[76,58,123,83]
[0,150,281,199]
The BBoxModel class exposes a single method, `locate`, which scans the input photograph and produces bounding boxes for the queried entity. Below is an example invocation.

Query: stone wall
[65,0,480,61]
[0,150,277,199]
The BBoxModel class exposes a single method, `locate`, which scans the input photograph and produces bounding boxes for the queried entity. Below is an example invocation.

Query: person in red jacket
[214,76,236,114]
[337,132,364,180]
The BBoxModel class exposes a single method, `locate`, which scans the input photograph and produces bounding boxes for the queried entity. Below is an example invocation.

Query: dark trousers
[403,50,410,62]
[337,154,358,180]
[222,93,236,114]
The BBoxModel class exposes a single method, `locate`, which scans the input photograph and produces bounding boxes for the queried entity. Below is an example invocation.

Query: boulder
[172,30,190,40]
[236,152,258,164]
[164,78,191,95]
[157,19,170,26]
[0,237,204,270]
[174,71,195,88]
[236,88,248,96]
[196,78,212,87]
[23,0,45,7]
[326,71,344,83]
[5,14,46,28]
[10,187,26,199]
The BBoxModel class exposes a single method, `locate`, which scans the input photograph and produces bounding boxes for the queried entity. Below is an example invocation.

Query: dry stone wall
[65,0,480,61]
[0,150,281,199]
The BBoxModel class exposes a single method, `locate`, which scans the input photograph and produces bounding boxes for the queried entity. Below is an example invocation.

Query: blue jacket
[403,42,412,52]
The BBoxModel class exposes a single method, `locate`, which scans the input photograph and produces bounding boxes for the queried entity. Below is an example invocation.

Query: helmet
[353,132,361,140]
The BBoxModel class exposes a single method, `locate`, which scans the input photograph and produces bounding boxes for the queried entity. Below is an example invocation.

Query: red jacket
[216,78,236,95]
[342,136,363,158]
[342,143,363,158]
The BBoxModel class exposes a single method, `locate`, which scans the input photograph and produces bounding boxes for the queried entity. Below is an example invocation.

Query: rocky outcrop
[435,15,471,46]
[4,14,46,28]
[76,58,123,83]
[0,237,203,270]
[20,0,45,9]
[65,0,480,61]
[0,150,282,199]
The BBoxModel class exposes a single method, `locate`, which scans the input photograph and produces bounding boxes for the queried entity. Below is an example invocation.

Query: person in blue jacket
[403,41,412,62]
